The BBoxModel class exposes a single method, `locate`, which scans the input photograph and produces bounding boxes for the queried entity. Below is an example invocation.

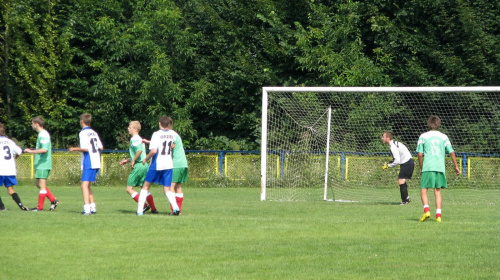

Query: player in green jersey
[24,116,59,211]
[120,121,156,213]
[167,117,188,214]
[416,116,460,222]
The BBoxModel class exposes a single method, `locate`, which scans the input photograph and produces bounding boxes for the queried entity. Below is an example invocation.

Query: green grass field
[0,184,498,279]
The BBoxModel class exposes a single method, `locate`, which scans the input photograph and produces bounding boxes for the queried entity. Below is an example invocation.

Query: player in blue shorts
[136,116,179,216]
[69,113,103,215]
[0,123,29,211]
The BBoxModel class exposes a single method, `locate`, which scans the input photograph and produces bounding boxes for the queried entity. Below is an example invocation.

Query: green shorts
[172,167,189,184]
[35,169,51,179]
[420,171,447,189]
[126,163,148,187]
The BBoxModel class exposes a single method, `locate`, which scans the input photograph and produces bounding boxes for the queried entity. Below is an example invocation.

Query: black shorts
[398,158,415,179]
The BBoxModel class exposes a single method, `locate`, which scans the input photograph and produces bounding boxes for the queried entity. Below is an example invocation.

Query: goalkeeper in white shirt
[381,131,415,205]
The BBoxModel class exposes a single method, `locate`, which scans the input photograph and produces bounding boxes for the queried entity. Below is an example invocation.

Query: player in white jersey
[136,116,179,216]
[0,123,29,211]
[381,131,415,205]
[69,113,103,215]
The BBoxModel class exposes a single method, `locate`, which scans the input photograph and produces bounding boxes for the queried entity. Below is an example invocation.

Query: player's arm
[24,148,48,154]
[418,152,424,173]
[69,147,88,152]
[130,150,142,168]
[449,151,461,175]
[142,149,157,164]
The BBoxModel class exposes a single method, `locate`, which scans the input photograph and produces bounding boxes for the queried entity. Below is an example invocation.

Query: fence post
[341,152,345,181]
[219,151,224,176]
[462,154,467,178]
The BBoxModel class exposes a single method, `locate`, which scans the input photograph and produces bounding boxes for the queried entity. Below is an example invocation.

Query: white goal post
[261,86,500,202]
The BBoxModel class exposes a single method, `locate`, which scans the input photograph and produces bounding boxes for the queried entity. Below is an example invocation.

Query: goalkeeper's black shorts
[398,159,415,179]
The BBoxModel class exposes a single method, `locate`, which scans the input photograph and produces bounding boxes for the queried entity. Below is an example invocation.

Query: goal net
[261,87,500,202]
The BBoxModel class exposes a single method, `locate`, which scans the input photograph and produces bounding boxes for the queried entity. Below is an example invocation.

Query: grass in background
[0,184,498,279]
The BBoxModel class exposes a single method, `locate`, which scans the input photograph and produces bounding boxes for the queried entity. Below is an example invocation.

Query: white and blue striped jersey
[79,127,103,170]
[148,129,175,171]
[0,136,23,176]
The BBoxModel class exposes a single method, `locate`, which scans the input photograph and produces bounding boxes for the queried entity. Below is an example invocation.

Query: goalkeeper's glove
[382,163,389,170]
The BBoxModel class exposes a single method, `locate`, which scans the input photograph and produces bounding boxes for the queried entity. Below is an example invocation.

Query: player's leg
[398,178,409,204]
[88,184,97,213]
[81,180,92,215]
[398,161,413,205]
[163,185,179,215]
[136,181,151,215]
[174,183,183,213]
[434,188,442,222]
[7,183,29,211]
[171,167,187,213]
[32,178,47,211]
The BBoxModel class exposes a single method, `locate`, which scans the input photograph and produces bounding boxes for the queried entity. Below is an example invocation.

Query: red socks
[37,191,47,210]
[45,187,56,202]
[146,195,157,212]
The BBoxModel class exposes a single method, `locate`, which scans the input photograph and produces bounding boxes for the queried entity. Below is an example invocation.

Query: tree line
[1,0,498,151]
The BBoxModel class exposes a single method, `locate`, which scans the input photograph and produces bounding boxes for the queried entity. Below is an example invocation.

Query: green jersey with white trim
[35,129,52,170]
[416,130,454,173]
[171,130,188,168]
[129,135,146,162]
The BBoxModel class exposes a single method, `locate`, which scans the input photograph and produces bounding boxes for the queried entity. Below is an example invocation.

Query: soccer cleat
[81,211,91,216]
[31,207,43,212]
[399,201,409,205]
[143,205,151,213]
[420,211,431,222]
[49,199,59,211]
[90,209,97,214]
[151,210,159,214]
[172,209,180,216]
[0,207,7,211]
[19,204,29,211]
[436,217,442,222]
[136,212,144,216]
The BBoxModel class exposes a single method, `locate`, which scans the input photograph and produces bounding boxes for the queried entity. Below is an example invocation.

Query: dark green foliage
[1,0,498,150]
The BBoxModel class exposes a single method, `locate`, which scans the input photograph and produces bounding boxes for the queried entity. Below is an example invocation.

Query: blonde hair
[129,121,141,132]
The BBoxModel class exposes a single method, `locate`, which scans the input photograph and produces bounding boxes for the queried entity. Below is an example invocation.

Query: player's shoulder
[39,129,50,138]
[130,134,142,141]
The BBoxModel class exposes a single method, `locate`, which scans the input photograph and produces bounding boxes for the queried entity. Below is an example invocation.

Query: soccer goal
[260,87,500,202]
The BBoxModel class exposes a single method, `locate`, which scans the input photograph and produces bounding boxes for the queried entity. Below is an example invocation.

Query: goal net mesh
[262,88,500,203]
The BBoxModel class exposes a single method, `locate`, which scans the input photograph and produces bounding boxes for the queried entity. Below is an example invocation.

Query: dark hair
[383,131,394,140]
[427,116,441,130]
[80,113,92,126]
[159,115,172,129]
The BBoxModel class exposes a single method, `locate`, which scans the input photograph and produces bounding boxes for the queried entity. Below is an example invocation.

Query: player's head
[128,121,141,134]
[167,118,173,129]
[0,123,5,136]
[427,115,441,130]
[80,113,92,127]
[32,116,44,129]
[381,131,393,144]
[158,115,172,129]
